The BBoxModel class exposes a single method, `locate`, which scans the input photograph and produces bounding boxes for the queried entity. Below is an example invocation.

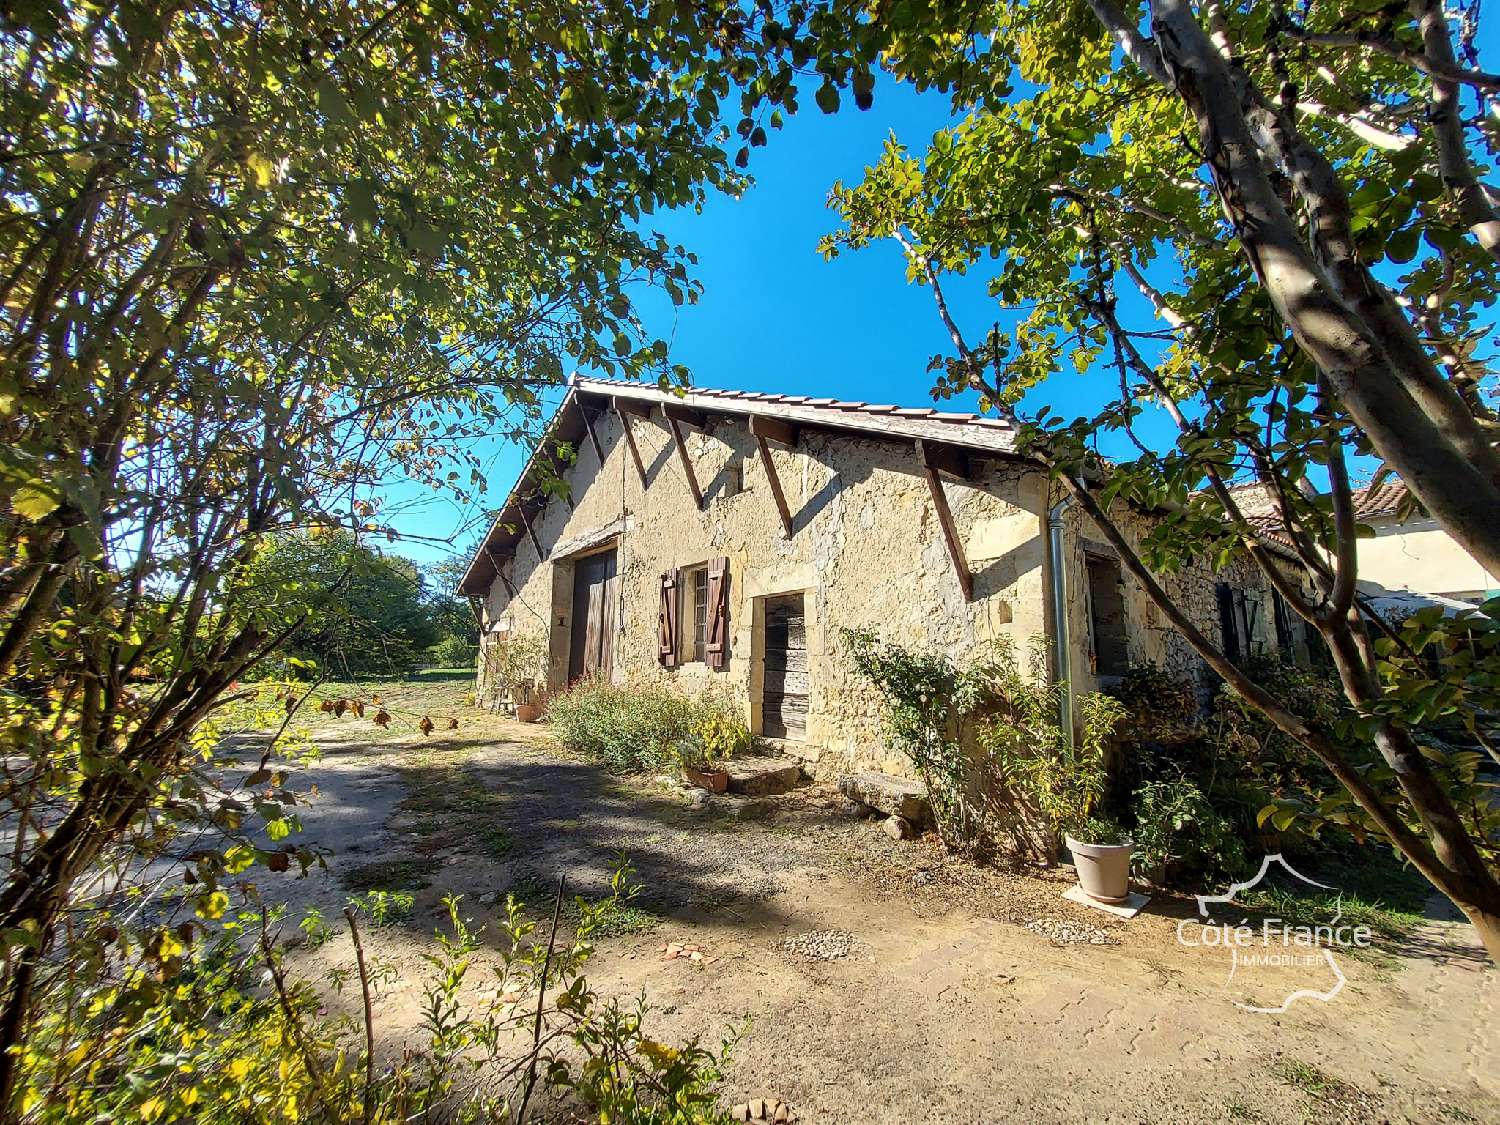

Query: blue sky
[393,76,1020,566]
[386,59,1497,570]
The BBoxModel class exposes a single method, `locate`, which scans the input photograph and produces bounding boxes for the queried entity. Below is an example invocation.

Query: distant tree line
[245,530,476,677]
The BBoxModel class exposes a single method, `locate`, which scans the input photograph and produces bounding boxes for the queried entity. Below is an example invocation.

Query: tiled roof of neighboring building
[1351,477,1411,519]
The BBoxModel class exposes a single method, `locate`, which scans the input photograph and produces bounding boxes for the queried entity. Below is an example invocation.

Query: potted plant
[492,633,549,722]
[1064,815,1134,903]
[989,691,1133,902]
[1131,778,1247,888]
[674,735,731,793]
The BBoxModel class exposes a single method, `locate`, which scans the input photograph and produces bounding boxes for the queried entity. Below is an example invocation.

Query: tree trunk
[1145,0,1500,580]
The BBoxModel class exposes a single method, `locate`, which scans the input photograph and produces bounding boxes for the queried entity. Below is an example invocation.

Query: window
[1085,554,1130,678]
[679,563,709,663]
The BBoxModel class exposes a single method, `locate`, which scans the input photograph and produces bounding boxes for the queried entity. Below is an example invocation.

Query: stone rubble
[729,1097,793,1121]
[1023,916,1117,946]
[881,814,915,841]
[659,941,717,966]
[776,928,856,961]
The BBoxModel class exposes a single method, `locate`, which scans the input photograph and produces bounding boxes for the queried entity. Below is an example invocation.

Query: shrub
[1131,777,1247,883]
[548,679,746,774]
[843,629,1125,856]
[1107,662,1200,746]
[489,631,550,706]
[429,633,476,668]
[18,868,736,1123]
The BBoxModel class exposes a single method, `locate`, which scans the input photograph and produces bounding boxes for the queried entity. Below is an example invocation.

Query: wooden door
[568,549,618,682]
[762,594,807,740]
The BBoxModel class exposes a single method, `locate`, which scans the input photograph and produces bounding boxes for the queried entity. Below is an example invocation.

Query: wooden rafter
[917,442,972,601]
[661,402,708,430]
[915,438,970,481]
[749,413,797,448]
[484,545,518,599]
[612,397,649,488]
[666,415,704,508]
[579,401,606,464]
[516,503,544,561]
[755,433,794,538]
[612,395,654,419]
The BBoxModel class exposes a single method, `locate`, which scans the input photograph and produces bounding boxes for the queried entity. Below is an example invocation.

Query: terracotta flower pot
[514,701,542,723]
[1065,836,1134,903]
[683,765,729,793]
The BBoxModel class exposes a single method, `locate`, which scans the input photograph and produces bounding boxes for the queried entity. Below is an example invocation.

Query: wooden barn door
[762,594,807,740]
[569,548,618,682]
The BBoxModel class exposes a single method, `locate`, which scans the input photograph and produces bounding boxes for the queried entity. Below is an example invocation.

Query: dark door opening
[762,594,807,740]
[1085,554,1129,678]
[568,548,618,683]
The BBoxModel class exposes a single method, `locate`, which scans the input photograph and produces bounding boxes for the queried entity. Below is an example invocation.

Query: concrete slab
[1062,884,1151,918]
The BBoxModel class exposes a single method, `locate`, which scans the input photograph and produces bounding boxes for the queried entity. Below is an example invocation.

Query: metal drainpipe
[1047,495,1074,752]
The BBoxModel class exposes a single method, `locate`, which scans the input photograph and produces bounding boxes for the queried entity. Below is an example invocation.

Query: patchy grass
[395,743,513,861]
[1273,1057,1380,1120]
[1239,846,1431,953]
[501,872,661,936]
[342,858,431,894]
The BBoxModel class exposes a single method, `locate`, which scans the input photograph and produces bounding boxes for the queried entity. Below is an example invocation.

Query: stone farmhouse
[457,376,1307,776]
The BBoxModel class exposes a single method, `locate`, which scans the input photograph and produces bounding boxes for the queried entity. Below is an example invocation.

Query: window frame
[677,561,710,664]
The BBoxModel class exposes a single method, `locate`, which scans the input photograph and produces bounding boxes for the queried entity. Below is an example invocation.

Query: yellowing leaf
[11,483,60,521]
[245,151,275,188]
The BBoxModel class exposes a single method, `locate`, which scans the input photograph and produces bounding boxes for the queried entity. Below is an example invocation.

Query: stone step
[837,771,932,826]
[724,755,806,797]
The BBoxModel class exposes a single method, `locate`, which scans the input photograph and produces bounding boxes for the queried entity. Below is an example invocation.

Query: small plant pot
[1065,836,1134,903]
[514,701,543,723]
[683,766,729,793]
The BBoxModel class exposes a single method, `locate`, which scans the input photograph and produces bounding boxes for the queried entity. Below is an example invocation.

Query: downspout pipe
[1047,495,1074,752]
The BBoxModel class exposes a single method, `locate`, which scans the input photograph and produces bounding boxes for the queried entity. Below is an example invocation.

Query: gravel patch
[778,929,857,961]
[1023,917,1117,946]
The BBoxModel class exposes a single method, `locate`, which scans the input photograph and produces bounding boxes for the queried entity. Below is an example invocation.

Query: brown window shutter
[658,569,679,667]
[705,556,729,671]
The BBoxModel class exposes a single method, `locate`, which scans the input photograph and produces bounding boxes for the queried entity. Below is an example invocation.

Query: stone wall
[479,404,1303,777]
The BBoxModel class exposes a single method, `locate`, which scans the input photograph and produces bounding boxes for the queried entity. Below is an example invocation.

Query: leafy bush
[1107,662,1200,746]
[429,633,476,668]
[843,629,1125,856]
[488,631,551,706]
[18,868,735,1123]
[548,679,746,774]
[1131,777,1247,883]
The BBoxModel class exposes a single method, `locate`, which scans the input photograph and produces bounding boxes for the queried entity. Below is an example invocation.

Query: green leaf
[11,482,60,521]
[815,81,840,114]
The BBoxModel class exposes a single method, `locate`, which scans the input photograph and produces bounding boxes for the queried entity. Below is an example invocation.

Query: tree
[247,530,443,676]
[424,556,480,667]
[0,0,849,1108]
[817,1,1500,956]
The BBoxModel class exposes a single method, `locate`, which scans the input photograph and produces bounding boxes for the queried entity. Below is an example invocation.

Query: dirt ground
[258,683,1499,1125]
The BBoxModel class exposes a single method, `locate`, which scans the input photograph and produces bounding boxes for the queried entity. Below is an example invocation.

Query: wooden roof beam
[666,414,704,509]
[579,403,607,466]
[915,438,970,481]
[612,399,649,488]
[918,443,973,601]
[661,401,708,430]
[749,413,798,448]
[612,395,654,420]
[755,432,794,538]
[516,503,544,561]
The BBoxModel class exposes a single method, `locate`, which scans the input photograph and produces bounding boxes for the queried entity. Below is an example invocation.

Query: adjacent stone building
[458,377,1303,776]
